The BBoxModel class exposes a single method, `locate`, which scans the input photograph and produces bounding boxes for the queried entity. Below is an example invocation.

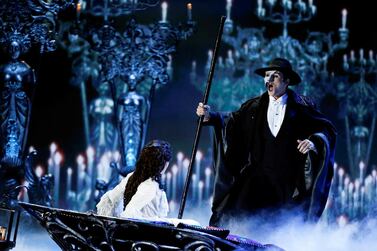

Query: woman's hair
[123,140,172,209]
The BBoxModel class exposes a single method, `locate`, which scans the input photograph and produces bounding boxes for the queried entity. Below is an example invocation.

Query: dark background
[21,0,377,172]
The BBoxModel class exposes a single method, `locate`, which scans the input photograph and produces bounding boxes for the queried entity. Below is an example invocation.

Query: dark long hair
[123,140,172,210]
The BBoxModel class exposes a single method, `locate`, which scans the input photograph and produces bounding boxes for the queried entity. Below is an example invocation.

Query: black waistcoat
[259,104,300,205]
[230,102,305,212]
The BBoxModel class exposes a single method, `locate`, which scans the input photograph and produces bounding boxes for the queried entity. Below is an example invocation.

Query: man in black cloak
[197,58,336,227]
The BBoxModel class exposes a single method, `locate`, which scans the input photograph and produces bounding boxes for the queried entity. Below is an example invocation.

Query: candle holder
[340,49,377,177]
[192,0,348,112]
[0,207,21,251]
[65,0,196,180]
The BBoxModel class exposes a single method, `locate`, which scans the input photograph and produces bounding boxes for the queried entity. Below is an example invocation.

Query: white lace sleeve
[96,195,115,216]
[96,173,133,217]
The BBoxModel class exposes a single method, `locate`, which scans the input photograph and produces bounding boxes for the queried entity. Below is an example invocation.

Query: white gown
[96,172,200,227]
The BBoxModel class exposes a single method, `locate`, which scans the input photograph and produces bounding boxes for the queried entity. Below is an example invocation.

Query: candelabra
[191,0,348,111]
[340,49,377,178]
[0,0,74,207]
[56,0,196,210]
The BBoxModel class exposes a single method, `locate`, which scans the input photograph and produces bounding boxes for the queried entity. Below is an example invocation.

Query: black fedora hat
[254,58,301,85]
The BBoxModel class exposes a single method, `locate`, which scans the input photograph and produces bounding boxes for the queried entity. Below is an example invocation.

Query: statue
[0,39,36,168]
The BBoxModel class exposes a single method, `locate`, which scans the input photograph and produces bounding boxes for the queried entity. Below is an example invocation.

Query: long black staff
[178,16,226,219]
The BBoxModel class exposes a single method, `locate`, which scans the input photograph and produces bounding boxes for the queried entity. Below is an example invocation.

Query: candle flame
[187,3,192,10]
[77,2,82,13]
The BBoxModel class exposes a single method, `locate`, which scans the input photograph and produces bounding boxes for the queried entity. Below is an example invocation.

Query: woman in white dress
[96,140,199,226]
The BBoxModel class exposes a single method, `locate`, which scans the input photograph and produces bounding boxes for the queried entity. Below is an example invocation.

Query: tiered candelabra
[191,0,348,111]
[340,49,377,178]
[54,0,196,210]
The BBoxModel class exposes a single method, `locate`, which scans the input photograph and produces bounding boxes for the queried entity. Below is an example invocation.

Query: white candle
[191,174,197,201]
[76,154,85,193]
[171,164,178,201]
[257,0,262,15]
[86,146,95,189]
[350,50,355,61]
[226,0,232,20]
[227,50,234,65]
[338,167,344,193]
[187,3,192,21]
[161,1,168,23]
[359,161,365,184]
[53,151,63,207]
[67,167,73,200]
[198,181,204,204]
[205,167,211,199]
[182,158,189,186]
[359,48,364,61]
[195,150,203,181]
[343,54,348,65]
[341,9,347,30]
[369,50,374,62]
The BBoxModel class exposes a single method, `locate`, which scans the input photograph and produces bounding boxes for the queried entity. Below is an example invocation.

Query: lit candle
[198,181,204,204]
[161,1,168,23]
[191,174,197,202]
[187,3,192,21]
[182,158,189,188]
[86,146,95,189]
[226,0,232,20]
[53,151,63,207]
[206,50,213,69]
[359,161,365,184]
[66,167,73,200]
[76,154,85,193]
[308,0,316,14]
[191,61,196,73]
[257,0,263,16]
[359,48,364,62]
[338,167,344,193]
[243,44,248,54]
[341,9,347,30]
[350,50,355,62]
[227,50,234,65]
[76,1,82,17]
[195,150,203,182]
[343,54,348,65]
[171,164,178,201]
[205,167,212,199]
[369,50,374,62]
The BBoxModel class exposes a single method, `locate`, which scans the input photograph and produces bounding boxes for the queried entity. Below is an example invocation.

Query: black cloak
[206,89,336,226]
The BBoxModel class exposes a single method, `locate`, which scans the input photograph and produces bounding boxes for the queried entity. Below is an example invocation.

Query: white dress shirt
[267,93,288,137]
